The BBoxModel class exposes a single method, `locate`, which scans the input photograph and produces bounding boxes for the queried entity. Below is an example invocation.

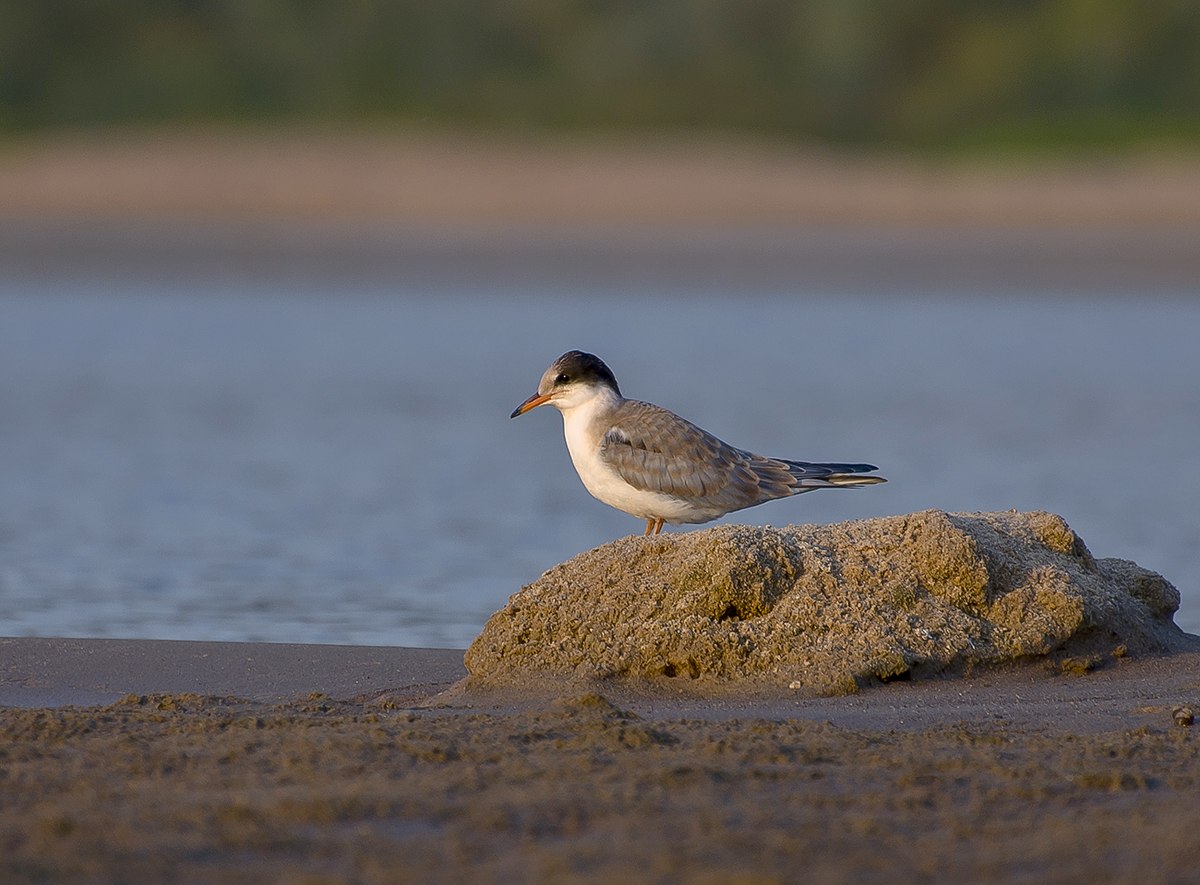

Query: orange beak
[510,392,552,418]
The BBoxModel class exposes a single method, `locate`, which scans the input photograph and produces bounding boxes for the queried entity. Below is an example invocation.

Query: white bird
[510,350,885,535]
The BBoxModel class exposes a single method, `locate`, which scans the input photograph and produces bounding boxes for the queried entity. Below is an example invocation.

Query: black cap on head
[550,351,620,395]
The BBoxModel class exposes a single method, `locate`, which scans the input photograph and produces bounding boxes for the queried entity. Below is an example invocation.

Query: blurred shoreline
[2,130,1198,292]
[3,129,1200,226]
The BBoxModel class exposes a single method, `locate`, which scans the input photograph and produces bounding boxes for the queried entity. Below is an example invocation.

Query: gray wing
[598,400,798,512]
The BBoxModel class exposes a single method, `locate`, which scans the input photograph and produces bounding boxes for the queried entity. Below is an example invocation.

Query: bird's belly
[565,445,711,523]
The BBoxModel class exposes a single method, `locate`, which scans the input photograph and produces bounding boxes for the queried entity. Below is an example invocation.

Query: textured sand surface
[1,659,1198,883]
[3,638,1199,882]
[467,510,1197,694]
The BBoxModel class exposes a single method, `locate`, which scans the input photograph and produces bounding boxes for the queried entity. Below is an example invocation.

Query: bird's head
[510,350,621,417]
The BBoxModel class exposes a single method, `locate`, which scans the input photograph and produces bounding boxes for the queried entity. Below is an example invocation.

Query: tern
[511,350,885,535]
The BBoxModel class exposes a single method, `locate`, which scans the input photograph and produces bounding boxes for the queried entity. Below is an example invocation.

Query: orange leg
[644,519,655,536]
[650,518,665,535]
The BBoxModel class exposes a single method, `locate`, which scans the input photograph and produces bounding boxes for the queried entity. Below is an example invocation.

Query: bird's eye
[555,373,570,384]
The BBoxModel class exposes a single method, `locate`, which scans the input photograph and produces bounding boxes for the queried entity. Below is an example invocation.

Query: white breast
[558,389,696,522]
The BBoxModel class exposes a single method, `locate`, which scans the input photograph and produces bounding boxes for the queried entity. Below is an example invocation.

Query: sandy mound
[466,510,1197,692]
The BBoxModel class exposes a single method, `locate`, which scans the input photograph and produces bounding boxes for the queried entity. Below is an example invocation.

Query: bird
[510,350,885,535]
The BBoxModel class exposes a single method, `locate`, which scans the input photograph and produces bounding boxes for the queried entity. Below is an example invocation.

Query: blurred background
[1,1,1198,647]
[2,0,1199,148]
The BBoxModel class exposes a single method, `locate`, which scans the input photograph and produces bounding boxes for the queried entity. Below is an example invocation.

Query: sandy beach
[2,636,1199,882]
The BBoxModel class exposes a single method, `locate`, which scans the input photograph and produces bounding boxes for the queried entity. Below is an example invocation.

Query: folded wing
[598,401,791,516]
[598,400,885,520]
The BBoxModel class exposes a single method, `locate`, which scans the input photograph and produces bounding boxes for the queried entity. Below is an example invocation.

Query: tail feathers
[800,461,879,474]
[823,474,887,488]
[779,459,886,490]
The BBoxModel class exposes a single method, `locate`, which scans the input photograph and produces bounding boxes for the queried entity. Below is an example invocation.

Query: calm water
[2,279,1198,647]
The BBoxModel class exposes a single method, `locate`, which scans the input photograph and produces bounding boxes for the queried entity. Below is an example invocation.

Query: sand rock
[466,510,1197,691]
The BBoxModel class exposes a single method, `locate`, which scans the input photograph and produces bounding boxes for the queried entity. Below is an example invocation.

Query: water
[2,278,1198,647]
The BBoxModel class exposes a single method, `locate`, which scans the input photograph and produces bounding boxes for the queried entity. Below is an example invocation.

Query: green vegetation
[2,0,1197,149]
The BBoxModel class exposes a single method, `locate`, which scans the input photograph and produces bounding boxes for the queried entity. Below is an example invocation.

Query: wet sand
[2,637,1199,882]
[0,638,466,709]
